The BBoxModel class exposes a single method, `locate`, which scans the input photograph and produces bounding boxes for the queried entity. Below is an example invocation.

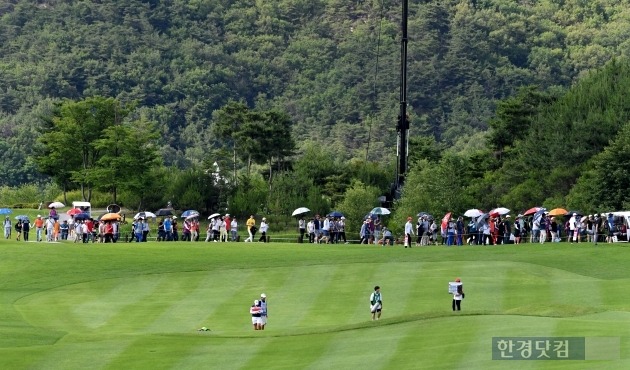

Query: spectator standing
[307,218,315,243]
[3,216,11,239]
[404,217,414,248]
[338,217,348,244]
[258,218,269,242]
[22,219,30,241]
[224,214,231,241]
[231,217,238,241]
[298,217,306,243]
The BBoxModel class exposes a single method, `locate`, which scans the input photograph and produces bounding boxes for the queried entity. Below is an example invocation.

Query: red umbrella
[523,207,542,216]
[67,208,83,216]
[441,212,452,229]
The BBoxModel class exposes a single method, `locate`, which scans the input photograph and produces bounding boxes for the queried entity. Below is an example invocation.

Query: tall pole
[396,0,409,192]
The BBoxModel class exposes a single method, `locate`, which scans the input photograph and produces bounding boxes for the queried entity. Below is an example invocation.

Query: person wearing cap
[341,217,350,244]
[250,299,263,330]
[258,217,269,243]
[3,216,11,239]
[452,278,464,311]
[259,293,268,329]
[501,215,511,244]
[34,215,44,242]
[370,286,383,320]
[404,217,414,248]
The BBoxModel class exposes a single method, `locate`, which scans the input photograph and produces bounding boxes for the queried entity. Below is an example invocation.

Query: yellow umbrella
[100,213,121,221]
[548,208,568,216]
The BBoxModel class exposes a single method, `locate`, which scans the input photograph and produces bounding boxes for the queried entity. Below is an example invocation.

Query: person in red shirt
[85,219,95,243]
[104,221,114,243]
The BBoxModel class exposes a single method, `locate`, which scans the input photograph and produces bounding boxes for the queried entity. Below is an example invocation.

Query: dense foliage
[1,0,630,228]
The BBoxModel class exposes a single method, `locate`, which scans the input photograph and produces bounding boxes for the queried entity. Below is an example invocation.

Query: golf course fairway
[0,240,628,369]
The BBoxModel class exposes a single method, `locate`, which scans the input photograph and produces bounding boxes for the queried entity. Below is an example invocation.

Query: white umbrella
[134,211,157,220]
[370,207,391,215]
[464,209,483,218]
[292,207,310,216]
[48,202,65,209]
[208,213,221,219]
[490,207,510,215]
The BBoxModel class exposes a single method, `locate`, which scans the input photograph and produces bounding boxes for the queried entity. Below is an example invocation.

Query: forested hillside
[2,0,630,186]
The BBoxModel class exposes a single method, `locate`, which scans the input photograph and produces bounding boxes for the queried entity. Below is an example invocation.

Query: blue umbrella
[181,210,200,218]
[73,212,90,221]
[15,215,29,221]
[0,208,11,215]
[328,211,344,218]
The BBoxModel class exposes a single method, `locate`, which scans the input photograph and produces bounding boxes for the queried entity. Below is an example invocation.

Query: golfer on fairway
[370,286,383,320]
[259,293,268,330]
[250,299,262,330]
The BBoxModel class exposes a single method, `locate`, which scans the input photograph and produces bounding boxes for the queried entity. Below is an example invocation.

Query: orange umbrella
[548,208,568,216]
[100,213,121,221]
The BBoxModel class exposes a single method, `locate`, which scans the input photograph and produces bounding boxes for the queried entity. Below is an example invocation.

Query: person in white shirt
[452,278,464,311]
[3,216,11,239]
[404,217,414,248]
[45,217,55,242]
[307,219,315,243]
[258,218,269,243]
[259,293,268,329]
[298,217,306,243]
[370,286,383,320]
[230,218,238,241]
[206,218,215,242]
[74,221,83,243]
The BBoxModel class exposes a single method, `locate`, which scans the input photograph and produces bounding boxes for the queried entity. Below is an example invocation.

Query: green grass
[0,238,628,369]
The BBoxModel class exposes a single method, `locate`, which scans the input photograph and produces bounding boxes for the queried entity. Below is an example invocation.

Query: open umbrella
[523,207,543,216]
[181,210,199,218]
[476,213,489,228]
[67,208,83,216]
[15,215,29,221]
[73,213,90,221]
[548,208,568,216]
[328,211,344,218]
[186,214,200,220]
[292,207,310,216]
[463,209,483,218]
[107,204,121,213]
[155,208,173,216]
[0,208,11,215]
[48,202,64,209]
[208,213,221,219]
[370,207,391,215]
[441,212,452,229]
[134,211,156,220]
[100,213,121,221]
[567,210,583,217]
[490,207,510,216]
